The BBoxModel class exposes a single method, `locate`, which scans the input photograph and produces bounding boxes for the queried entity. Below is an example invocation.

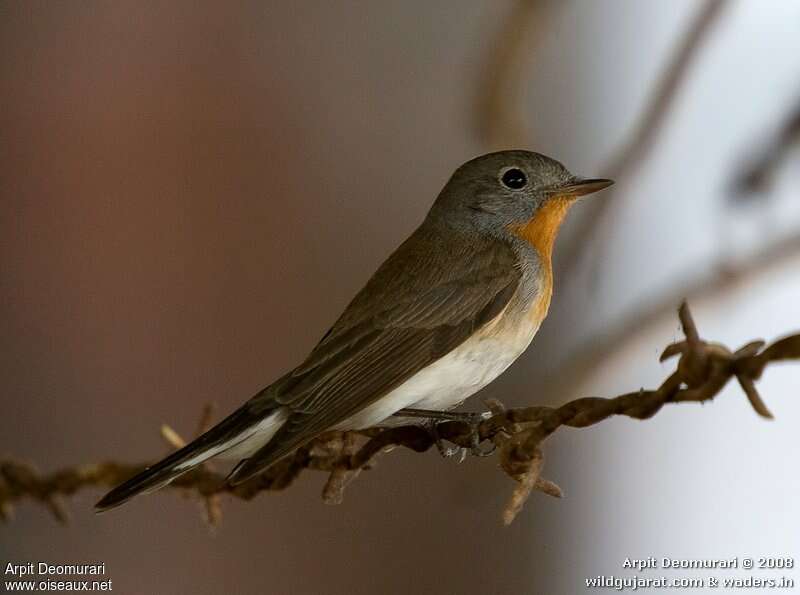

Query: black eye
[500,167,527,190]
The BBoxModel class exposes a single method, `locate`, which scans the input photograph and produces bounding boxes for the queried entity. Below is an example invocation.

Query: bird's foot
[429,422,467,461]
[394,408,496,459]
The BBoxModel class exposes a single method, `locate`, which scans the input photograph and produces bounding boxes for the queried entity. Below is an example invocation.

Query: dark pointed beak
[553,177,614,197]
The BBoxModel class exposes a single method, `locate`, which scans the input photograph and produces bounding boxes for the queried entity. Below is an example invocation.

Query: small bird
[96,150,612,511]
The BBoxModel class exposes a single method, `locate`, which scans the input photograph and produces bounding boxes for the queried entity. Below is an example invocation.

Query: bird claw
[430,422,464,459]
[425,410,494,461]
[441,444,468,463]
[464,411,496,457]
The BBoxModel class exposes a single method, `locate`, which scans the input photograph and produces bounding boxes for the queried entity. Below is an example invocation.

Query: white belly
[220,308,542,460]
[335,317,541,430]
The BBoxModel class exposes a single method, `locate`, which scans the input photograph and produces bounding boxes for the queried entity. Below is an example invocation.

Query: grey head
[427,150,612,235]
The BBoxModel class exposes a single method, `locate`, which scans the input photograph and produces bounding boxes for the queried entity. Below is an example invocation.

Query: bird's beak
[551,177,614,198]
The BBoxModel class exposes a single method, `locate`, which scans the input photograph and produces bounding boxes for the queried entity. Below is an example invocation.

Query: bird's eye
[500,167,527,190]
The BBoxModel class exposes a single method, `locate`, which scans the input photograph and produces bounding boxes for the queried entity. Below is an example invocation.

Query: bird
[96,150,612,511]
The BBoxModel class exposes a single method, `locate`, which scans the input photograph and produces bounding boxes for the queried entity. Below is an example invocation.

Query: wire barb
[1,302,797,526]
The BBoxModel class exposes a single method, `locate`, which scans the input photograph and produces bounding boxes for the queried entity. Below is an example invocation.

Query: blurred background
[2,1,800,593]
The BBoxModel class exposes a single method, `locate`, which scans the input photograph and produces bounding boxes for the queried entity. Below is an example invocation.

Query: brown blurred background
[3,2,800,593]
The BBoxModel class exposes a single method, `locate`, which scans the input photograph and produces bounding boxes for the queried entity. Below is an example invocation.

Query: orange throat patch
[509,197,574,323]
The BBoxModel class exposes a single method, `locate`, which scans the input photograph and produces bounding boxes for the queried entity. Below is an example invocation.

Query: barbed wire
[2,301,798,527]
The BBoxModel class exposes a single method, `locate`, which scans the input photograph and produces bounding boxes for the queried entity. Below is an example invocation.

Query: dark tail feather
[95,407,261,512]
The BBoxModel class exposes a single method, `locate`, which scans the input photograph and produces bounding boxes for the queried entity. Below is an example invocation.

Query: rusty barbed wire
[2,301,798,527]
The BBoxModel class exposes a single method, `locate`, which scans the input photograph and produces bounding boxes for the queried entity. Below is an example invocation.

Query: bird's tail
[95,405,286,512]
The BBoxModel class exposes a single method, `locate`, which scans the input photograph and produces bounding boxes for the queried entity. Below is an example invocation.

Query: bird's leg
[393,408,496,458]
[428,420,466,461]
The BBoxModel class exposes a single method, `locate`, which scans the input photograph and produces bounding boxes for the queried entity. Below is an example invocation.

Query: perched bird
[96,150,612,511]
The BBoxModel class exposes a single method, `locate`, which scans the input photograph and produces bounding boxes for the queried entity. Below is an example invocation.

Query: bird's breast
[478,281,551,363]
[508,196,572,331]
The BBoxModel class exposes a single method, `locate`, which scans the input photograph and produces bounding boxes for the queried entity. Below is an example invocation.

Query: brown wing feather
[228,224,520,484]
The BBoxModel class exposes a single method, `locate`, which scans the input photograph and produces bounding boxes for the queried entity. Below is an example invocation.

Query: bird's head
[430,150,612,248]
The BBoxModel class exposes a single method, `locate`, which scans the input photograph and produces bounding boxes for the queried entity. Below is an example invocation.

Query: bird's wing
[228,226,521,484]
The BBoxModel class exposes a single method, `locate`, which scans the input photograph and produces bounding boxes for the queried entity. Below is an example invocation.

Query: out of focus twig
[475,0,542,148]
[731,94,800,198]
[2,301,797,526]
[558,0,728,272]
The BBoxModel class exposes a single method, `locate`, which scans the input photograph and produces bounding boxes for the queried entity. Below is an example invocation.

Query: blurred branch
[3,302,798,526]
[730,93,800,199]
[475,0,542,148]
[557,0,728,272]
